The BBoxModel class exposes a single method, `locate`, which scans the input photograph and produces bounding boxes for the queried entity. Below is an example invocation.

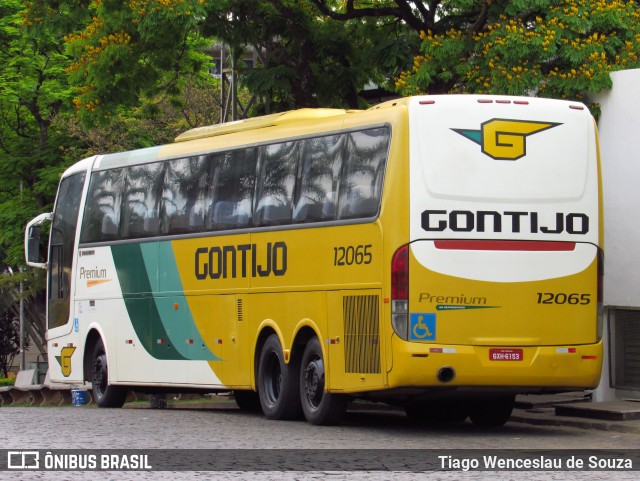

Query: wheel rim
[93,352,107,397]
[303,355,324,410]
[263,351,282,406]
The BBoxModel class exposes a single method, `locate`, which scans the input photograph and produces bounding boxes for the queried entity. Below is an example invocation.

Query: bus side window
[294,134,343,223]
[338,128,389,220]
[80,169,124,243]
[255,142,298,226]
[162,155,209,235]
[122,162,164,238]
[207,148,256,231]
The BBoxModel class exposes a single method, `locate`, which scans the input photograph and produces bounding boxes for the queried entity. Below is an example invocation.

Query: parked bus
[25,95,603,426]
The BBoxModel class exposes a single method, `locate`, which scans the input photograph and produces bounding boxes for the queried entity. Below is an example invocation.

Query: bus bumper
[387,336,603,391]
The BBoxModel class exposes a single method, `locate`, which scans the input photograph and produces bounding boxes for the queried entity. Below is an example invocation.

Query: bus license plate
[489,349,523,361]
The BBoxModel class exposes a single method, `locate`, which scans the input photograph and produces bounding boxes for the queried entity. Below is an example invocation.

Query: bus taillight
[391,245,409,340]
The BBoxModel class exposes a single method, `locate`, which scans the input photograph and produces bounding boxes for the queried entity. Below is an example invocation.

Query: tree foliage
[309,0,441,34]
[63,0,212,123]
[0,1,223,362]
[202,0,416,110]
[0,283,33,377]
[0,310,21,377]
[393,0,640,101]
[60,74,224,155]
[0,272,44,372]
[56,0,415,116]
[0,0,83,267]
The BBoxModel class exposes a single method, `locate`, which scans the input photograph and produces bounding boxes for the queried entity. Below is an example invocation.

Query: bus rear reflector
[434,240,576,251]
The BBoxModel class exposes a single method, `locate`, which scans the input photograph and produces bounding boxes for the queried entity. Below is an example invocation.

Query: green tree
[309,0,440,34]
[392,0,640,101]
[59,0,414,116]
[309,1,640,103]
[63,0,213,123]
[0,271,44,376]
[202,0,416,110]
[59,73,224,155]
[0,310,21,378]
[0,1,92,358]
[0,0,84,266]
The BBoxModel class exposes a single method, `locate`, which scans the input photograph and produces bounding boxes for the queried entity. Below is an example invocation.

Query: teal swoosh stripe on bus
[143,241,220,361]
[111,243,187,360]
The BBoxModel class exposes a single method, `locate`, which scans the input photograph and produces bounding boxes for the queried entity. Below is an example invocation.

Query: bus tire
[233,390,261,412]
[299,337,347,425]
[469,395,515,427]
[257,334,302,420]
[90,338,127,408]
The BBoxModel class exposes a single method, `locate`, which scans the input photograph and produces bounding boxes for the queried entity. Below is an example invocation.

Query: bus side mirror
[25,212,52,268]
[27,226,41,264]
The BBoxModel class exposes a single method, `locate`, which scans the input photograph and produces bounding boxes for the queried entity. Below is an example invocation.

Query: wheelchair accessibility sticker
[410,313,436,341]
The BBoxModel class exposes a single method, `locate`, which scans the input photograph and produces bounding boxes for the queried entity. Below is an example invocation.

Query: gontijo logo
[55,346,76,377]
[452,119,561,161]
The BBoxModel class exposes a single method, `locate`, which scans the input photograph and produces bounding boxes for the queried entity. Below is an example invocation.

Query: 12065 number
[536,292,591,305]
[333,244,372,266]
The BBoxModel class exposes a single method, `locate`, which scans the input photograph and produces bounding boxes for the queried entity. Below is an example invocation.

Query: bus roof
[174,108,356,143]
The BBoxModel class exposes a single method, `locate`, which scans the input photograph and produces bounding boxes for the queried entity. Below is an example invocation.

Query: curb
[510,409,640,434]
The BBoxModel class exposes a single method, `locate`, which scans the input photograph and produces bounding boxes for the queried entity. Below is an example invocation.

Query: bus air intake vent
[237,299,244,322]
[343,295,381,374]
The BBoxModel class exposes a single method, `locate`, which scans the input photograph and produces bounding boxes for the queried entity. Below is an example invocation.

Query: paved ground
[512,393,640,434]
[2,392,639,480]
[120,391,640,435]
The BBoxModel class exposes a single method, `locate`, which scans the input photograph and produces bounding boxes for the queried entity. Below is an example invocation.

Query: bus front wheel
[257,334,301,420]
[299,337,347,425]
[90,338,127,408]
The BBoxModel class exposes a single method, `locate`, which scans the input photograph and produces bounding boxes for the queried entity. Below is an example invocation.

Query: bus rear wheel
[299,337,347,425]
[469,395,515,427]
[257,334,301,420]
[90,338,127,408]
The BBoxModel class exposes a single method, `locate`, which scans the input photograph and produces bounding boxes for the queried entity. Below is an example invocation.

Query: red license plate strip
[489,348,523,361]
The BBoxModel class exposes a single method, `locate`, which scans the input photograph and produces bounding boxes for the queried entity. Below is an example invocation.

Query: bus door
[47,173,86,381]
[47,173,86,334]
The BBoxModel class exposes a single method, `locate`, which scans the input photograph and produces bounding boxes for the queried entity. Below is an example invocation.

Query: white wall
[592,69,640,400]
[594,69,640,308]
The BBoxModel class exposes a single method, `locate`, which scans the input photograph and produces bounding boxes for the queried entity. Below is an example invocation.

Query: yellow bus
[26,95,603,426]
